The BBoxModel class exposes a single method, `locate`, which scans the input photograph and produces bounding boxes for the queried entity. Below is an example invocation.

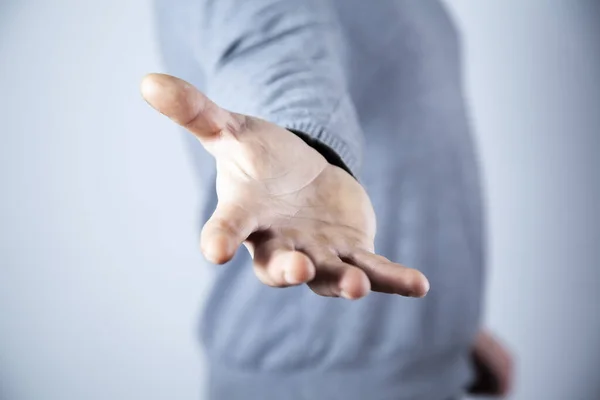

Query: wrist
[288,129,354,178]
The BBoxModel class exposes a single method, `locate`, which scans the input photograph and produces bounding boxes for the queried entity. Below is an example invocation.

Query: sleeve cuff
[283,97,363,178]
[288,128,354,178]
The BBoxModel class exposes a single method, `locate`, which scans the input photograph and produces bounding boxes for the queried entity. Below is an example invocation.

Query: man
[142,0,512,399]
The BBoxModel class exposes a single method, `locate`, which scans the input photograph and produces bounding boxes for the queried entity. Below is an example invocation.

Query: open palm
[141,73,429,299]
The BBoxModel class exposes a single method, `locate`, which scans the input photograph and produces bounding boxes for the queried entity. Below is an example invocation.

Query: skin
[469,330,515,397]
[140,73,429,299]
[140,73,512,394]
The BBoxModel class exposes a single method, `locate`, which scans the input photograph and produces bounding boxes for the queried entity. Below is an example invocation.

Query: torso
[155,0,484,398]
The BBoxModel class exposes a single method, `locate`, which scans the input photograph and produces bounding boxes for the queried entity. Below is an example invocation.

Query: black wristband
[288,129,354,178]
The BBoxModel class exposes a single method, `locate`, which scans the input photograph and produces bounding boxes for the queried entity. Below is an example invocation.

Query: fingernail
[340,290,352,299]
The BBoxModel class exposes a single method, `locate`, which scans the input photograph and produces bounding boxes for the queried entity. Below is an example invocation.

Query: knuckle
[209,217,238,234]
[224,114,248,136]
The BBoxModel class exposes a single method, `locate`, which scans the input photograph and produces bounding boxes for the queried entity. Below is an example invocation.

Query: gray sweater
[154,1,485,399]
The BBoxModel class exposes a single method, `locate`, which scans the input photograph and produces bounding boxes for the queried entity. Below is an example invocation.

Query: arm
[195,0,363,175]
[141,73,429,300]
[141,1,429,299]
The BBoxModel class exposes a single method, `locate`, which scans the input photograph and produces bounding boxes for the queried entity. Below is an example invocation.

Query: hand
[468,330,514,397]
[140,73,429,300]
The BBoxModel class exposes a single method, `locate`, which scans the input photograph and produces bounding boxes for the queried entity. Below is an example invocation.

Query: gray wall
[0,1,598,399]
[448,2,600,399]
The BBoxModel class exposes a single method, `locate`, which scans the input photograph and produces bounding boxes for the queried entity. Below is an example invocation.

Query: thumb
[140,73,243,146]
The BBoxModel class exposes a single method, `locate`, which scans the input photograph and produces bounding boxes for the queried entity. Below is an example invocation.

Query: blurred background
[0,1,599,399]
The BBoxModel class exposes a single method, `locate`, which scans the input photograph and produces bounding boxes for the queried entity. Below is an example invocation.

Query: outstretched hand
[141,73,429,300]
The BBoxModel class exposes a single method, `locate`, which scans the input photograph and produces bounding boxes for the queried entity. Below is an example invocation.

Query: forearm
[197,0,363,175]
